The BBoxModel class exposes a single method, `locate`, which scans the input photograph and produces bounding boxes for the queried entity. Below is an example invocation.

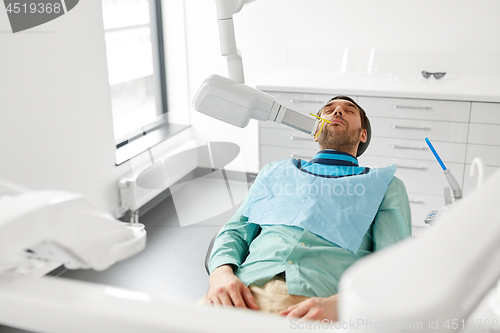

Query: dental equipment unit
[425,137,463,201]
[0,182,146,275]
[423,138,463,224]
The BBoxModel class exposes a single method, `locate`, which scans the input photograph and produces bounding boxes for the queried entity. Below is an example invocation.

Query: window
[102,0,187,165]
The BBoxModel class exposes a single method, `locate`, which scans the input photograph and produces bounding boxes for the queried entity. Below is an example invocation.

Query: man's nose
[333,106,343,116]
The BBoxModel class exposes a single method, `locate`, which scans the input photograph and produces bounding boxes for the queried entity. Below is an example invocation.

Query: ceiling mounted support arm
[215,0,255,83]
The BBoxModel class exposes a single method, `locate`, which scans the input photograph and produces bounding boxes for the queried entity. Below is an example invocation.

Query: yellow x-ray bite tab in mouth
[310,113,332,139]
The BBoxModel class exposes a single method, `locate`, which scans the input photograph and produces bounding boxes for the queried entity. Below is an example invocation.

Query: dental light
[193,0,320,136]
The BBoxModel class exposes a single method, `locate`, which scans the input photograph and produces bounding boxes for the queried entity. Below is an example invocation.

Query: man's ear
[359,129,367,144]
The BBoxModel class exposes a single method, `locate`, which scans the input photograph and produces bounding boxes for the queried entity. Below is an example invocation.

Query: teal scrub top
[208,152,412,298]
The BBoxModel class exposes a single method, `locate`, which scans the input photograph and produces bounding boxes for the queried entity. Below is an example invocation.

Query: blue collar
[309,149,359,166]
[299,150,368,178]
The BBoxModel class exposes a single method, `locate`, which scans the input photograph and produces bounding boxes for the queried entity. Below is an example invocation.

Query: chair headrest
[356,117,371,157]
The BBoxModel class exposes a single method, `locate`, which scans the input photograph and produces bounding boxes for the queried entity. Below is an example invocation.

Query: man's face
[314,99,367,155]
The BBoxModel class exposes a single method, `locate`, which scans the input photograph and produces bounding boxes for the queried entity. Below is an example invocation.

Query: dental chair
[203,118,371,275]
[204,227,221,275]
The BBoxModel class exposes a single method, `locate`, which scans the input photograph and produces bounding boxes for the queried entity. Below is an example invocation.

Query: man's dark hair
[317,95,368,130]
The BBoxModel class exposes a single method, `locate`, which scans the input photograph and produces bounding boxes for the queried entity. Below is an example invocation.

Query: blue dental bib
[242,159,396,253]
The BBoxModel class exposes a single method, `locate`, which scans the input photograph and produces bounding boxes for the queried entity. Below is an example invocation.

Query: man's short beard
[318,126,362,153]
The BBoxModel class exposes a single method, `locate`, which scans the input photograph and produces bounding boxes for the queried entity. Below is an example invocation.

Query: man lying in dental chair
[199,96,412,321]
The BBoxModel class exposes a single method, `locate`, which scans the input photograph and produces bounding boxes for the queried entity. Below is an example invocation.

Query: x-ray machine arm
[215,0,251,83]
[193,0,319,136]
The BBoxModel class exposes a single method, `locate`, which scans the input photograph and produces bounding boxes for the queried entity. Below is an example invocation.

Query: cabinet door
[463,164,500,196]
[369,118,469,143]
[260,145,317,168]
[466,145,500,167]
[358,96,471,122]
[260,127,318,150]
[467,123,500,145]
[359,155,465,197]
[364,137,467,164]
[267,92,359,113]
[266,92,331,113]
[464,102,500,196]
[470,102,500,124]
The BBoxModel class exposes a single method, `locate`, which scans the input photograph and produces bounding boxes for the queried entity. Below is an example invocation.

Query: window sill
[115,123,190,165]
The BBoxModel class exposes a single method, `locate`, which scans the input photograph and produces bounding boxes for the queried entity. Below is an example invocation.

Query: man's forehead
[322,98,359,110]
[323,99,358,109]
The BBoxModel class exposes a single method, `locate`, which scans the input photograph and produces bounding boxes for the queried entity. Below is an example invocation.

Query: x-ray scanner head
[193,74,318,135]
[193,74,277,128]
[193,74,371,156]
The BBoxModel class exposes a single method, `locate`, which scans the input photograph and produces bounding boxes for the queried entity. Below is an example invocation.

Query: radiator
[116,141,198,221]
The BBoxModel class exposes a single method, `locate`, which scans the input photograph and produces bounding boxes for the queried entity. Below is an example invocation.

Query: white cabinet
[463,102,500,195]
[357,97,470,122]
[358,96,470,226]
[369,117,469,143]
[358,155,465,198]
[259,90,500,226]
[366,137,466,163]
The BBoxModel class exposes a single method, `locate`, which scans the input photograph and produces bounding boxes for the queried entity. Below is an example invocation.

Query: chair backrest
[204,227,222,275]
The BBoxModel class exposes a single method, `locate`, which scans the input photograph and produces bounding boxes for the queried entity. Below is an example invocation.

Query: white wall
[236,0,500,81]
[184,0,500,173]
[0,1,193,214]
[1,0,498,213]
